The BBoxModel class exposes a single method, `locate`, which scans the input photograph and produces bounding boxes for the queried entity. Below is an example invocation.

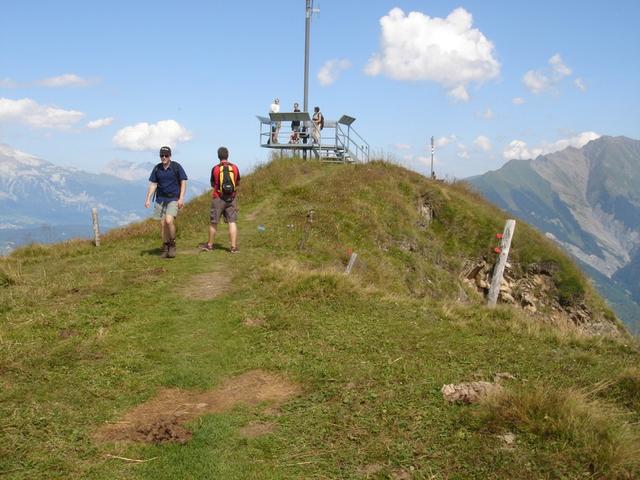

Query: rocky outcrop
[441,381,502,404]
[461,259,620,336]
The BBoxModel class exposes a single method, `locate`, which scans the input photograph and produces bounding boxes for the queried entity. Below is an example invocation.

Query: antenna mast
[304,0,319,113]
[430,136,435,179]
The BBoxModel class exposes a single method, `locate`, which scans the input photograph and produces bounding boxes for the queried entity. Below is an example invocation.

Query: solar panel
[270,112,311,122]
[338,115,356,125]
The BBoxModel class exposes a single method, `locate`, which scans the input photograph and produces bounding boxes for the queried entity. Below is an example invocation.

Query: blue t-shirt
[149,161,188,203]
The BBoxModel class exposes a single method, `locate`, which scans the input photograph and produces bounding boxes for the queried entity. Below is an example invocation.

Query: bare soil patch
[180,272,232,300]
[59,329,79,339]
[357,463,384,476]
[392,468,412,479]
[238,421,276,438]
[94,370,300,444]
[243,316,266,327]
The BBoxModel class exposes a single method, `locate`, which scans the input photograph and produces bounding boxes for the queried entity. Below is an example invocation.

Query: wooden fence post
[344,252,358,274]
[91,207,101,247]
[487,219,516,307]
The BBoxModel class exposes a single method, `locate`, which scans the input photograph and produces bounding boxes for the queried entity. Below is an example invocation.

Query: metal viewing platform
[257,112,370,163]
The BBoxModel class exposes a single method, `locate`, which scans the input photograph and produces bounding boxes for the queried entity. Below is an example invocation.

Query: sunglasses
[160,154,171,158]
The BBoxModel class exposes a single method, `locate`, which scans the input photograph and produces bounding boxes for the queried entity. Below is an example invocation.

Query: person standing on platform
[311,106,324,145]
[289,102,301,144]
[270,98,280,143]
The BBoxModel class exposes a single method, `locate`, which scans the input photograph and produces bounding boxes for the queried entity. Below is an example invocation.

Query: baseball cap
[159,146,172,156]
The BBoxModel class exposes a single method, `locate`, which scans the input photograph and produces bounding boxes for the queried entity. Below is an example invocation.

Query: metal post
[430,136,435,179]
[91,207,101,247]
[487,219,516,306]
[304,0,312,114]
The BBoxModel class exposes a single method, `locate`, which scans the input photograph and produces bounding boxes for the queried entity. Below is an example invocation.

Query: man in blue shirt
[144,146,188,258]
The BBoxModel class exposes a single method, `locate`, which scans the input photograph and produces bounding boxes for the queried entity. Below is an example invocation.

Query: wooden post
[91,207,101,247]
[298,209,315,250]
[487,219,516,307]
[344,252,358,274]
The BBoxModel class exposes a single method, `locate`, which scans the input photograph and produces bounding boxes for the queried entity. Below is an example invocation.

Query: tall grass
[476,385,640,478]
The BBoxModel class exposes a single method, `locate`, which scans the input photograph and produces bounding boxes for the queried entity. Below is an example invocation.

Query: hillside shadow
[140,247,163,256]
[139,243,231,256]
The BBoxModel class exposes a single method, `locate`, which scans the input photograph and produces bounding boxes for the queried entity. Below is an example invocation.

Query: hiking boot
[160,242,170,258]
[230,246,239,254]
[167,239,176,258]
[198,242,213,252]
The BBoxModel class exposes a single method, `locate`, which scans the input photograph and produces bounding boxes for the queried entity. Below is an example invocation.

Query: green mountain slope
[469,159,602,254]
[1,158,639,479]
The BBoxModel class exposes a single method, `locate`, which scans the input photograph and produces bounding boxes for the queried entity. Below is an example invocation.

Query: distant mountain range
[468,136,640,332]
[0,144,207,254]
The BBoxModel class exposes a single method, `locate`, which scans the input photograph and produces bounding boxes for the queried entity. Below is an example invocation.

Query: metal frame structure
[257,113,369,163]
[256,1,370,163]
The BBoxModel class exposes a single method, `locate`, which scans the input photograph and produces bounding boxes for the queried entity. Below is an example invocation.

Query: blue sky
[1,0,639,181]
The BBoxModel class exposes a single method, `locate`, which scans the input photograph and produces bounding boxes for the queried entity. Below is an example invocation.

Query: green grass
[1,157,639,479]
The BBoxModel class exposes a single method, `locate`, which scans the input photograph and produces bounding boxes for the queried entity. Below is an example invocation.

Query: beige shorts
[154,201,179,220]
[210,197,238,224]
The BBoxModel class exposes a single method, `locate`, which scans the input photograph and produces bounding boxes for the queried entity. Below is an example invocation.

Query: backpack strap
[171,161,182,187]
[150,162,162,202]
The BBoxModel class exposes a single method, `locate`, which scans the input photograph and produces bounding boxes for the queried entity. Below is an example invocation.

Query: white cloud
[478,108,494,119]
[0,97,84,129]
[113,119,193,151]
[394,143,411,150]
[364,7,500,101]
[87,117,114,129]
[503,131,601,159]
[102,159,155,181]
[35,74,91,87]
[318,59,351,86]
[473,135,492,151]
[512,97,526,105]
[0,78,18,88]
[523,70,551,94]
[435,134,457,148]
[503,140,540,160]
[447,85,470,102]
[457,143,470,159]
[544,131,600,153]
[523,53,573,94]
[574,77,587,92]
[549,54,571,77]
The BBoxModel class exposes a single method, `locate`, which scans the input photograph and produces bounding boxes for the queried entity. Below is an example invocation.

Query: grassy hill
[1,157,639,479]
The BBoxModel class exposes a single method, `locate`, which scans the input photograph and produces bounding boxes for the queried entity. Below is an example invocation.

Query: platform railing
[257,115,369,163]
[335,122,369,163]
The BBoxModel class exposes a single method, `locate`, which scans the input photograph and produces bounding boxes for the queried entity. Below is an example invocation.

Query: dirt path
[179,271,232,300]
[94,370,301,444]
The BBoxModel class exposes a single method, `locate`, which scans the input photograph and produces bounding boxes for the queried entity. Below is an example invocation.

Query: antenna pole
[304,0,312,113]
[430,136,435,179]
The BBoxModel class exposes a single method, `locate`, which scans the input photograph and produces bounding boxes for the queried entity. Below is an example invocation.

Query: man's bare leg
[164,215,176,240]
[207,223,217,247]
[229,222,237,249]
